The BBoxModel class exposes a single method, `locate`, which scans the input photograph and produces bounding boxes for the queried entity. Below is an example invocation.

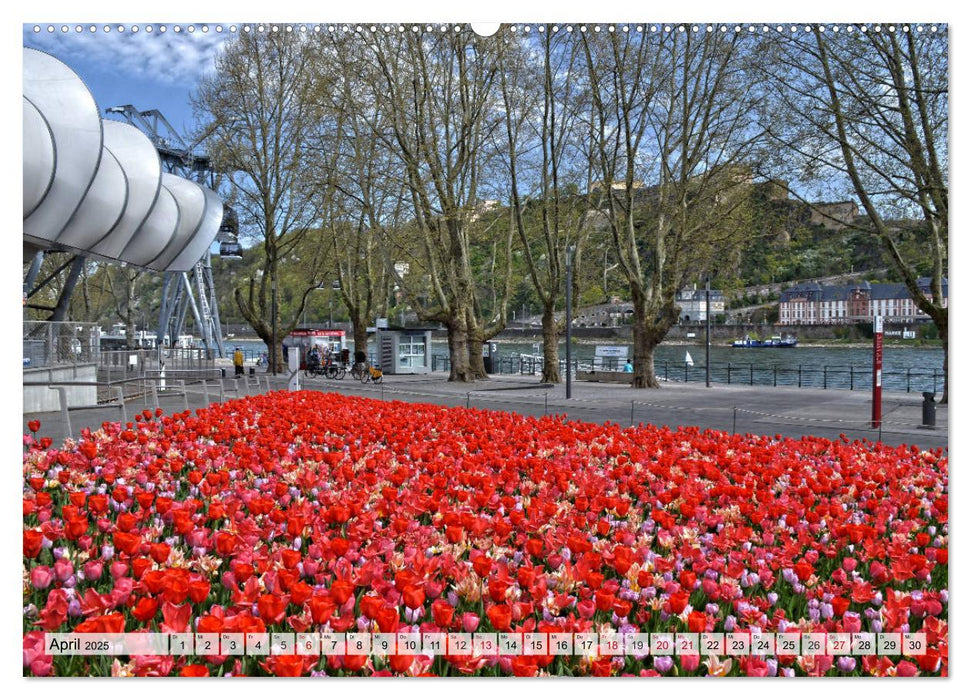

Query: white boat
[685,351,694,366]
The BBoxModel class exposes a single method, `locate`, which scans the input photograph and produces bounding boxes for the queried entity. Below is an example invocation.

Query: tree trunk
[466,311,488,379]
[541,303,561,383]
[630,297,656,389]
[631,292,679,390]
[446,316,475,382]
[273,339,286,375]
[351,312,369,365]
[252,330,286,375]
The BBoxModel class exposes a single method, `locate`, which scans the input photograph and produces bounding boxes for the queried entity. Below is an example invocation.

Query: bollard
[631,400,635,426]
[921,391,936,429]
[113,386,128,426]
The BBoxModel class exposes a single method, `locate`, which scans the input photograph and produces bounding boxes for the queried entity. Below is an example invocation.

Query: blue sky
[23,23,231,142]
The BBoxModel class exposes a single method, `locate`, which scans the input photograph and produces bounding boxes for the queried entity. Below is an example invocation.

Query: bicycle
[359,363,383,384]
[304,361,324,379]
[325,361,346,380]
[350,361,366,381]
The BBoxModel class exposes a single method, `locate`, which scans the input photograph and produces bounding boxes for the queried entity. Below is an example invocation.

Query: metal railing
[434,350,943,395]
[23,321,99,368]
[96,348,215,401]
[649,360,944,395]
[24,372,276,440]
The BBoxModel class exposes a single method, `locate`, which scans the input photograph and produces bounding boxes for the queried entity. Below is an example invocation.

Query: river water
[230,336,945,395]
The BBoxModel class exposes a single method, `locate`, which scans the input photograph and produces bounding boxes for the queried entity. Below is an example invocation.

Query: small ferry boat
[732,335,798,348]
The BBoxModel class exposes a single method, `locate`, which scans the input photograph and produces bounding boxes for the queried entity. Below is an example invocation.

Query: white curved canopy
[23,47,222,272]
[86,120,162,258]
[23,48,102,247]
[23,98,55,217]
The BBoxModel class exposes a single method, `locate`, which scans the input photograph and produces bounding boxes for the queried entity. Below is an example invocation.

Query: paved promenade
[23,370,948,450]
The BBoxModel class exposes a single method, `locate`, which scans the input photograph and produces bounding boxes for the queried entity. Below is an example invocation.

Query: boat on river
[732,335,798,348]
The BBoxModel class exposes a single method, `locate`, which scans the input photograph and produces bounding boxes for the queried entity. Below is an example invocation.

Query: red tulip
[487,604,512,631]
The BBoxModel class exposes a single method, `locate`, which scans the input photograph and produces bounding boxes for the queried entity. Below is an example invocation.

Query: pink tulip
[109,561,128,579]
[842,611,862,634]
[53,559,73,582]
[896,661,920,677]
[30,566,54,590]
[461,612,480,632]
[83,560,103,581]
[681,654,701,672]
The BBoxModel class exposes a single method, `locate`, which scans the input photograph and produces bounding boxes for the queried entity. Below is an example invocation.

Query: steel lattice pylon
[106,105,236,359]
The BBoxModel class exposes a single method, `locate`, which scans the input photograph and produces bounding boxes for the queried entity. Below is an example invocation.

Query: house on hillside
[676,286,725,322]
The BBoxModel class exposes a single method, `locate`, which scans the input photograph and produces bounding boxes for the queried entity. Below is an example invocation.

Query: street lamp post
[705,276,711,388]
[566,246,575,399]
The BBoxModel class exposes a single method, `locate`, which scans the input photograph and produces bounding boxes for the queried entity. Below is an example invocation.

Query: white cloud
[23,24,230,87]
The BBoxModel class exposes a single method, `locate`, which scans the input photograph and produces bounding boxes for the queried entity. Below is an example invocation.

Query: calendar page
[21,2,948,686]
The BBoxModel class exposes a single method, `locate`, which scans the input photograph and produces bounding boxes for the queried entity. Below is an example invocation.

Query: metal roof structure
[23,47,222,273]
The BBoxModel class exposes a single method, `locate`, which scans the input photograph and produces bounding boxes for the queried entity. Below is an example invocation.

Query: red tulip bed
[23,391,947,677]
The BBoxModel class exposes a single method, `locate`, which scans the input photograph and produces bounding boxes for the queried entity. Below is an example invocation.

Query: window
[397,335,427,370]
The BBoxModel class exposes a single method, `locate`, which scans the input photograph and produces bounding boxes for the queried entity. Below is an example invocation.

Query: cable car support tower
[105,105,241,359]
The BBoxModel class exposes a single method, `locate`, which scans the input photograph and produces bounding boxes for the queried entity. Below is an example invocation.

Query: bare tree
[498,27,593,384]
[307,35,400,357]
[581,27,757,388]
[355,28,507,381]
[194,29,326,372]
[760,26,948,401]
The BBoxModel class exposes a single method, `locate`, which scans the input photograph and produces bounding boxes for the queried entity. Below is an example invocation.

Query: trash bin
[249,367,255,376]
[220,368,226,378]
[922,391,936,428]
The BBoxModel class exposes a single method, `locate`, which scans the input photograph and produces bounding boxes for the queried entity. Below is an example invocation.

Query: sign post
[871,315,883,429]
[565,246,574,399]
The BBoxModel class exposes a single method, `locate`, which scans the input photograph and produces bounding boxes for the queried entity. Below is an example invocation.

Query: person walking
[233,347,244,376]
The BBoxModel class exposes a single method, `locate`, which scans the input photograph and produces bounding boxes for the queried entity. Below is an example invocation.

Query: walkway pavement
[23,370,948,450]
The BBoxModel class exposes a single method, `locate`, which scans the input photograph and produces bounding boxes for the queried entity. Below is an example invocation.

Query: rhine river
[231,336,944,395]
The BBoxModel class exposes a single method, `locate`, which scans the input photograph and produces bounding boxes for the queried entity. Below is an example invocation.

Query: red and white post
[871,315,883,429]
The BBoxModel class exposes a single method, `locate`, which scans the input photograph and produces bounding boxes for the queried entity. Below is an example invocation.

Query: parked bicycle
[325,360,346,380]
[304,359,325,379]
[350,350,369,381]
[360,363,383,384]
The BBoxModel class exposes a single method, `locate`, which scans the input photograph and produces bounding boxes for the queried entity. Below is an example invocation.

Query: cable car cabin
[216,205,242,258]
[218,241,243,258]
[284,328,346,369]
